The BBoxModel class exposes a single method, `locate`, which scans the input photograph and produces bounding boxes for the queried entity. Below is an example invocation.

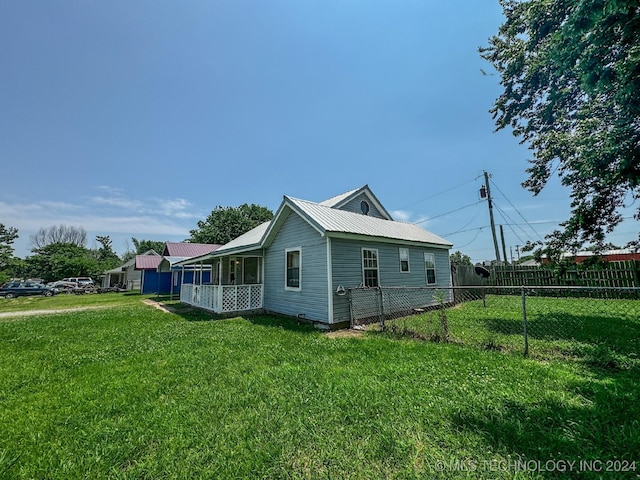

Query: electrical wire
[413,200,484,225]
[452,227,486,249]
[443,225,489,236]
[397,174,483,210]
[489,178,545,242]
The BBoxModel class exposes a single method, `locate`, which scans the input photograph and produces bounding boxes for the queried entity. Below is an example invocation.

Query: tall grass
[1,297,638,478]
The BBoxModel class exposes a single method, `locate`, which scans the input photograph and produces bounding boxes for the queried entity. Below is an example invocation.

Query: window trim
[285,247,302,291]
[362,247,380,287]
[424,252,437,285]
[399,247,410,273]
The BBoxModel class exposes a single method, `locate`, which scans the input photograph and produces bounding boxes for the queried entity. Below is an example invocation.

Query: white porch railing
[180,284,263,313]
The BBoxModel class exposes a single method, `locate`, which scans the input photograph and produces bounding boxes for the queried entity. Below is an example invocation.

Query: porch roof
[175,221,269,266]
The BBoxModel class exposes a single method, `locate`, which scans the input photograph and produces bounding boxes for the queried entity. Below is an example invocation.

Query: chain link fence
[349,286,640,370]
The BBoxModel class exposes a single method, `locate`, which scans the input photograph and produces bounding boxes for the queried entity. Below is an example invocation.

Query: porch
[180,283,263,313]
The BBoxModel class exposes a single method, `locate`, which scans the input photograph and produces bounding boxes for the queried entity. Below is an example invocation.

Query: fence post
[378,288,385,330]
[521,286,529,356]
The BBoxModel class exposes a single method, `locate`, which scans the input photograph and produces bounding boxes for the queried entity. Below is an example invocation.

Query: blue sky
[1,1,636,263]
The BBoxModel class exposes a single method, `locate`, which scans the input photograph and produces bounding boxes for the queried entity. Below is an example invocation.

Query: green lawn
[1,295,638,479]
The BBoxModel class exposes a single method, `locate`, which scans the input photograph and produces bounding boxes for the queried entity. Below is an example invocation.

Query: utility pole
[483,171,501,264]
[500,225,508,266]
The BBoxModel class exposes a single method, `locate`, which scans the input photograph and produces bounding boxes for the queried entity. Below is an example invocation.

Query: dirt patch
[0,306,109,320]
[142,299,175,313]
[324,329,366,339]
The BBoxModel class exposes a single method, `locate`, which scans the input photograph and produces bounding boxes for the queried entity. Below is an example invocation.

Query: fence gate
[349,287,382,328]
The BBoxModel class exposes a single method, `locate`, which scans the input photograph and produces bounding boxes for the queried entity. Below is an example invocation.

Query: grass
[386,294,640,371]
[0,291,148,313]
[1,295,639,478]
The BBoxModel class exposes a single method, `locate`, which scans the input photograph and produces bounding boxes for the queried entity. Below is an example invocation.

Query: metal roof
[284,197,452,247]
[163,242,221,257]
[318,185,393,220]
[175,222,271,265]
[135,255,163,270]
[215,221,271,253]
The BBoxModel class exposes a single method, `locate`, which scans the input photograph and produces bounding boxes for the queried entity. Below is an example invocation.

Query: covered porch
[179,253,264,314]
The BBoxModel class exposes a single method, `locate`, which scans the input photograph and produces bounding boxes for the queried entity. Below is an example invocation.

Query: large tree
[30,224,87,250]
[25,243,101,282]
[481,0,640,256]
[189,204,274,245]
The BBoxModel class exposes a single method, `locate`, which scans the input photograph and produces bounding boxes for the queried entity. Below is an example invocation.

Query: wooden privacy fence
[452,260,640,288]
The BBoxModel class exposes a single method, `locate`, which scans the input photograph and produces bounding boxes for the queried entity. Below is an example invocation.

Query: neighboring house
[135,242,221,294]
[157,242,222,296]
[542,249,640,264]
[177,185,453,328]
[102,249,159,290]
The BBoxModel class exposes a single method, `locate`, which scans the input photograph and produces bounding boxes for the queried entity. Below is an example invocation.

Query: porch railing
[180,284,263,313]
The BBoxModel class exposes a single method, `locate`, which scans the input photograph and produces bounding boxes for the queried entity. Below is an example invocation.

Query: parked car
[47,281,77,293]
[0,282,58,298]
[62,277,94,287]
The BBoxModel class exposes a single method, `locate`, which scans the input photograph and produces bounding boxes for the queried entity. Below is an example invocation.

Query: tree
[25,243,101,282]
[189,204,274,245]
[481,0,640,256]
[31,225,87,250]
[121,238,166,263]
[450,250,473,267]
[0,223,19,283]
[92,235,121,270]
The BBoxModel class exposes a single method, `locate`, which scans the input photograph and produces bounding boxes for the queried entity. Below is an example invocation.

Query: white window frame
[285,247,302,291]
[399,247,410,273]
[424,252,437,285]
[362,248,379,287]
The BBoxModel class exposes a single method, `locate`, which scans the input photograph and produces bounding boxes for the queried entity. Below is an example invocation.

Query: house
[102,243,221,294]
[156,242,222,296]
[177,185,453,328]
[542,249,640,264]
[137,242,221,295]
[102,249,159,290]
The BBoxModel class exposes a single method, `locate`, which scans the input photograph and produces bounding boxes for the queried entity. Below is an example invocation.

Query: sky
[1,1,637,263]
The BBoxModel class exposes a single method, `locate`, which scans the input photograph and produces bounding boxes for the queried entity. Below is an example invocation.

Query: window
[285,248,301,290]
[399,248,410,273]
[244,257,259,284]
[362,248,379,287]
[424,252,436,284]
[360,200,370,215]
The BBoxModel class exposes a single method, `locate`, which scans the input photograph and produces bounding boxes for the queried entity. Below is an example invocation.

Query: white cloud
[0,188,202,257]
[391,209,431,226]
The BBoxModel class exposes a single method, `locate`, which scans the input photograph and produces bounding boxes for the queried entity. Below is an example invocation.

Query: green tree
[481,0,640,255]
[25,243,102,283]
[121,238,166,263]
[92,235,121,270]
[450,250,473,267]
[189,204,274,245]
[0,223,19,283]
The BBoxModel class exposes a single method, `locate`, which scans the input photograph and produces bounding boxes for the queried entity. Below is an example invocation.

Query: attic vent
[360,200,370,215]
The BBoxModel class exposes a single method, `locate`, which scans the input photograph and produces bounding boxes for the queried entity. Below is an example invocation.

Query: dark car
[0,282,58,298]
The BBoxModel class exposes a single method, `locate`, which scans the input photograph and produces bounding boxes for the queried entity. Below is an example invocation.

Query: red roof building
[162,242,221,257]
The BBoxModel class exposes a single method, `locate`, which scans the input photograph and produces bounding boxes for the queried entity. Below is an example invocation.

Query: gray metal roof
[215,221,270,253]
[286,197,452,247]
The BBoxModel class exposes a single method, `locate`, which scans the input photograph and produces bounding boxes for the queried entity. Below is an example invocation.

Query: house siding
[264,211,329,322]
[330,238,452,323]
[336,192,386,219]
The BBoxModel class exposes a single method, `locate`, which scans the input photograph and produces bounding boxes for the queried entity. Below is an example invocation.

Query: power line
[413,200,484,225]
[397,174,483,210]
[489,178,544,242]
[494,203,527,244]
[453,227,486,249]
[444,225,489,236]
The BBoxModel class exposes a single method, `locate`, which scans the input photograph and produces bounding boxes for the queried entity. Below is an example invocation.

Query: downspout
[326,237,333,324]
